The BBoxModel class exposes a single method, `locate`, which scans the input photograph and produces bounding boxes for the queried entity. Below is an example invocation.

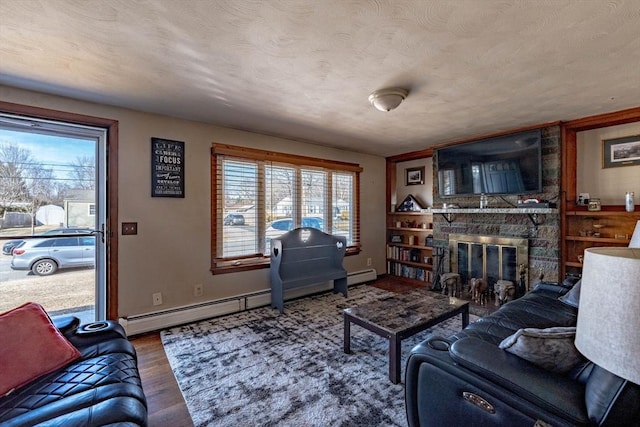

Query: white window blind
[212,144,361,273]
[220,159,259,257]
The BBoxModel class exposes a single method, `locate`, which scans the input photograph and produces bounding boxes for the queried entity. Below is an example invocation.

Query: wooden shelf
[565,236,630,244]
[566,262,583,268]
[565,208,639,216]
[386,258,433,269]
[387,193,434,281]
[562,205,639,277]
[387,243,433,250]
[560,107,640,279]
[388,211,428,216]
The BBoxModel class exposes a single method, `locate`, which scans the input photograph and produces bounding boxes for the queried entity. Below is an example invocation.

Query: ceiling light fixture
[368,88,409,112]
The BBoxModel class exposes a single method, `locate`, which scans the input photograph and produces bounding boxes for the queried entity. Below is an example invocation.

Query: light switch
[122,222,138,235]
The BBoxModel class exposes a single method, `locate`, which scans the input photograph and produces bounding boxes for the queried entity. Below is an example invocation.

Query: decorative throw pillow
[0,302,81,396]
[558,279,581,308]
[499,326,583,373]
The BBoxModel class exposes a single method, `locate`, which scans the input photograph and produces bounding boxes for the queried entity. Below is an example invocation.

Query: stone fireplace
[449,233,529,294]
[431,125,562,284]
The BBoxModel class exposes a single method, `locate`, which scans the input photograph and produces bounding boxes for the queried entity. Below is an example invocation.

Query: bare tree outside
[0,143,59,233]
[266,165,295,216]
[0,139,95,234]
[23,163,56,234]
[333,173,353,233]
[69,155,96,190]
[302,169,326,217]
[223,160,257,208]
[0,143,32,213]
[333,173,352,202]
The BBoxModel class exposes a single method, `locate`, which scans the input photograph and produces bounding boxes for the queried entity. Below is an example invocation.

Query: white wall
[394,158,433,209]
[577,122,640,205]
[0,85,387,319]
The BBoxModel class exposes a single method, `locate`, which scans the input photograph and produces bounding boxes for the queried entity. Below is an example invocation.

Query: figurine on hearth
[517,264,527,298]
[440,272,461,298]
[469,277,488,305]
[495,280,516,306]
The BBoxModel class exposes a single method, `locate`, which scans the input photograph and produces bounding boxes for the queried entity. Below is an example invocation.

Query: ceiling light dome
[368,88,409,112]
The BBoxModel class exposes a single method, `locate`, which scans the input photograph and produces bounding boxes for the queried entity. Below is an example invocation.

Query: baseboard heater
[119,268,377,336]
[346,268,377,285]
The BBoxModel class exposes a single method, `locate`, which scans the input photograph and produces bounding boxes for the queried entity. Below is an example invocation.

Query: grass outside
[0,225,63,238]
[0,267,93,315]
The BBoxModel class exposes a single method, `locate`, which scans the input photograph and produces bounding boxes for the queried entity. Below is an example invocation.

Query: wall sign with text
[151,138,185,198]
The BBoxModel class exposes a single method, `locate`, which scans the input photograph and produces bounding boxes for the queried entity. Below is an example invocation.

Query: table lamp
[575,247,640,384]
[630,220,640,248]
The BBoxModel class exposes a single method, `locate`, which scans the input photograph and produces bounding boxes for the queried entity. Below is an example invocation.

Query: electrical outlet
[122,222,138,235]
[152,292,162,306]
[194,284,203,297]
[366,257,372,266]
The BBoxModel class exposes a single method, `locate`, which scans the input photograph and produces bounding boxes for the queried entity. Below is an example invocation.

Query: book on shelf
[387,260,432,282]
[387,245,424,262]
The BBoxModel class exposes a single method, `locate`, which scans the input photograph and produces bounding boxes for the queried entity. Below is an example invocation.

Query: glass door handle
[91,224,106,243]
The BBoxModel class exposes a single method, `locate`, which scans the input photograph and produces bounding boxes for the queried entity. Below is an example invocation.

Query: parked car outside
[2,227,93,255]
[10,236,96,276]
[2,239,24,255]
[265,217,324,240]
[223,214,245,226]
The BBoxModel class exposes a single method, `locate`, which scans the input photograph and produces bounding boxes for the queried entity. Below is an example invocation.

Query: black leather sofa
[0,317,148,426]
[405,280,640,426]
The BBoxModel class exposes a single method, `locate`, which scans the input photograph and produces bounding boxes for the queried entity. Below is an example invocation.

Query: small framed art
[406,166,425,185]
[602,135,640,169]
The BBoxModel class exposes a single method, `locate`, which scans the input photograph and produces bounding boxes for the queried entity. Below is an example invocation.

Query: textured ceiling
[1,0,639,157]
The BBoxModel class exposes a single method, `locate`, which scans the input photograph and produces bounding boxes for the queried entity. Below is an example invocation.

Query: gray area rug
[161,285,475,427]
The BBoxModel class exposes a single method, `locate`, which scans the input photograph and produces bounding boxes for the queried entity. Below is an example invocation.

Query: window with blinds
[211,144,362,274]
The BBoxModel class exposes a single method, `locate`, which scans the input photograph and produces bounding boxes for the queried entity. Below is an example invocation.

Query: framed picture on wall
[151,137,185,197]
[406,166,425,185]
[602,135,640,168]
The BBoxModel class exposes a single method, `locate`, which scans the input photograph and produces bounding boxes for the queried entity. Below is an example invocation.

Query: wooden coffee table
[343,289,469,384]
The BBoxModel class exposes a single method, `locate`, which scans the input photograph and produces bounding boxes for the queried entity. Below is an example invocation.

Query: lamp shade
[629,220,640,248]
[575,247,640,384]
[368,88,408,112]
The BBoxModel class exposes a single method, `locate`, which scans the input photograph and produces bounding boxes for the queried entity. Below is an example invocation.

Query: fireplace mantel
[430,208,557,214]
[429,207,557,227]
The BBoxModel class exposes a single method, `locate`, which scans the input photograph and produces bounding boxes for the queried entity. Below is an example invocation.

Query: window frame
[211,143,362,274]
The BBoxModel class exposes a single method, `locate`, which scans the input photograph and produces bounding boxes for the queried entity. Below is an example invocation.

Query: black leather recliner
[405,281,640,426]
[0,317,148,426]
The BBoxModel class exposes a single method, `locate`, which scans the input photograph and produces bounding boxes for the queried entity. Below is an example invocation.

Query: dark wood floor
[131,278,493,425]
[131,333,193,426]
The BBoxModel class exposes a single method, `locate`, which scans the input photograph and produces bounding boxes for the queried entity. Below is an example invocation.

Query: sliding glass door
[0,114,107,321]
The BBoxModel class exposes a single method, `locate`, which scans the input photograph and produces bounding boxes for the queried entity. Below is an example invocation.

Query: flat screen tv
[436,129,542,197]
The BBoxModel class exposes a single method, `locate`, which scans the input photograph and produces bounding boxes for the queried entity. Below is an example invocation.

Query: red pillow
[0,302,81,396]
